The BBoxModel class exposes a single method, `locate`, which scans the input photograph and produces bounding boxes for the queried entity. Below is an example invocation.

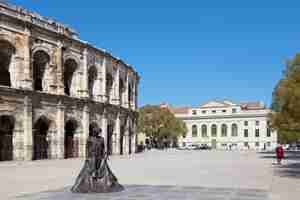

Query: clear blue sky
[9,0,300,107]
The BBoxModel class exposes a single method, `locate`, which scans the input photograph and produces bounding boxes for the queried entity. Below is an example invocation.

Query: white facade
[170,100,277,151]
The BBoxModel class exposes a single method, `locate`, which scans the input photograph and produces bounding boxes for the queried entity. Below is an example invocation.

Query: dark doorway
[107,123,114,155]
[0,115,14,161]
[119,125,124,155]
[88,66,97,98]
[0,41,15,87]
[64,59,77,96]
[106,73,113,103]
[65,120,78,158]
[128,130,132,155]
[33,50,50,91]
[33,117,50,160]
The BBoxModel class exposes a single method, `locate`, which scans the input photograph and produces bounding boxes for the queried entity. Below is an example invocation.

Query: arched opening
[89,122,99,137]
[0,40,15,87]
[65,120,79,158]
[128,126,133,154]
[211,124,217,137]
[64,59,78,96]
[221,124,227,137]
[107,122,114,155]
[33,117,51,160]
[192,125,198,137]
[231,124,238,137]
[88,66,97,98]
[0,115,14,161]
[33,50,50,91]
[119,79,125,105]
[201,124,207,137]
[128,83,133,107]
[119,125,125,155]
[106,73,113,102]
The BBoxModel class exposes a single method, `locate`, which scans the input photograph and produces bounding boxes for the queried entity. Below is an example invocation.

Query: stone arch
[65,118,80,158]
[119,78,125,105]
[0,40,15,87]
[33,115,55,160]
[32,50,50,91]
[211,124,217,137]
[106,73,113,102]
[0,115,14,161]
[221,124,227,137]
[64,58,78,96]
[201,124,207,137]
[231,123,238,137]
[192,124,198,137]
[88,65,97,98]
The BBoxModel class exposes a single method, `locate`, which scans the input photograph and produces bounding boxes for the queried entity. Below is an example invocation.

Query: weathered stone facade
[0,3,139,161]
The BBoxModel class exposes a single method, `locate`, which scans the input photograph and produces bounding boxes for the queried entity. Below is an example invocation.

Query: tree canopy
[137,105,187,141]
[270,54,300,143]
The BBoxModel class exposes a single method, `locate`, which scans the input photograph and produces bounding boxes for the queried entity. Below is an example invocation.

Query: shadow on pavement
[274,163,300,179]
[14,185,269,200]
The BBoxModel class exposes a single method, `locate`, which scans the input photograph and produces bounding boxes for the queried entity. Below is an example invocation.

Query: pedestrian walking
[275,143,284,165]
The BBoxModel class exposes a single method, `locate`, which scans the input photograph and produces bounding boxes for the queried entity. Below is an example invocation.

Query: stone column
[102,110,108,152]
[81,104,89,158]
[101,57,107,102]
[113,114,120,155]
[112,65,120,105]
[56,101,65,159]
[56,42,64,95]
[94,61,102,102]
[23,96,33,161]
[81,48,89,98]
[124,73,129,108]
[22,28,33,90]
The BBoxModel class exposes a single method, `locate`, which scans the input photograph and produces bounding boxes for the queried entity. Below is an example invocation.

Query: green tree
[137,105,187,144]
[270,54,300,143]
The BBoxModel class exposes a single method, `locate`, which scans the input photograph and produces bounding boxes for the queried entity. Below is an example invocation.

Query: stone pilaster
[81,104,89,158]
[81,48,89,98]
[23,96,33,161]
[56,42,64,95]
[22,28,33,90]
[56,100,65,159]
[102,110,108,152]
[112,65,120,105]
[124,73,129,108]
[113,114,120,155]
[101,57,107,102]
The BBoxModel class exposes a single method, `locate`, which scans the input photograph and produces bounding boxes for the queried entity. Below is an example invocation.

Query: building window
[244,121,248,126]
[222,110,226,113]
[212,110,216,114]
[192,125,198,137]
[211,124,217,137]
[267,142,271,147]
[201,124,207,137]
[202,110,206,114]
[221,124,227,137]
[231,123,238,137]
[255,129,259,137]
[255,142,260,147]
[232,108,237,113]
[192,110,197,115]
[267,128,271,137]
[244,129,248,137]
[255,121,259,126]
[244,142,249,147]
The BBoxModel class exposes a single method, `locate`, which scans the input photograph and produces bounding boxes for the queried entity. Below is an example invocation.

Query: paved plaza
[0,150,300,200]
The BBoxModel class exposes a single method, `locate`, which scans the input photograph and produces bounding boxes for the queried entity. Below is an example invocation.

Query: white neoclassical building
[164,100,277,150]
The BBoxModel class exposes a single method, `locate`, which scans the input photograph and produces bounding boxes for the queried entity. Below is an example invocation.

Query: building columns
[56,101,65,159]
[23,96,33,161]
[81,105,89,158]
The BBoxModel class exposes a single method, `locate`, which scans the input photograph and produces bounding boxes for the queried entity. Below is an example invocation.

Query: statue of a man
[71,127,123,193]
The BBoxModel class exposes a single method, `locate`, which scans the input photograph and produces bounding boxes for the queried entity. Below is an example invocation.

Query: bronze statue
[71,128,124,193]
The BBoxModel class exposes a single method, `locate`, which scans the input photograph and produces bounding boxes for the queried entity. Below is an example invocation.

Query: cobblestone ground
[1,150,299,200]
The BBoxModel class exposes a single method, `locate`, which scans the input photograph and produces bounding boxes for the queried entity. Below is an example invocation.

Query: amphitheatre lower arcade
[0,3,139,161]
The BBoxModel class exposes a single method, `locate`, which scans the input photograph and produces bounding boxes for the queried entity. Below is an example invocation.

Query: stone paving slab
[15,185,270,200]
